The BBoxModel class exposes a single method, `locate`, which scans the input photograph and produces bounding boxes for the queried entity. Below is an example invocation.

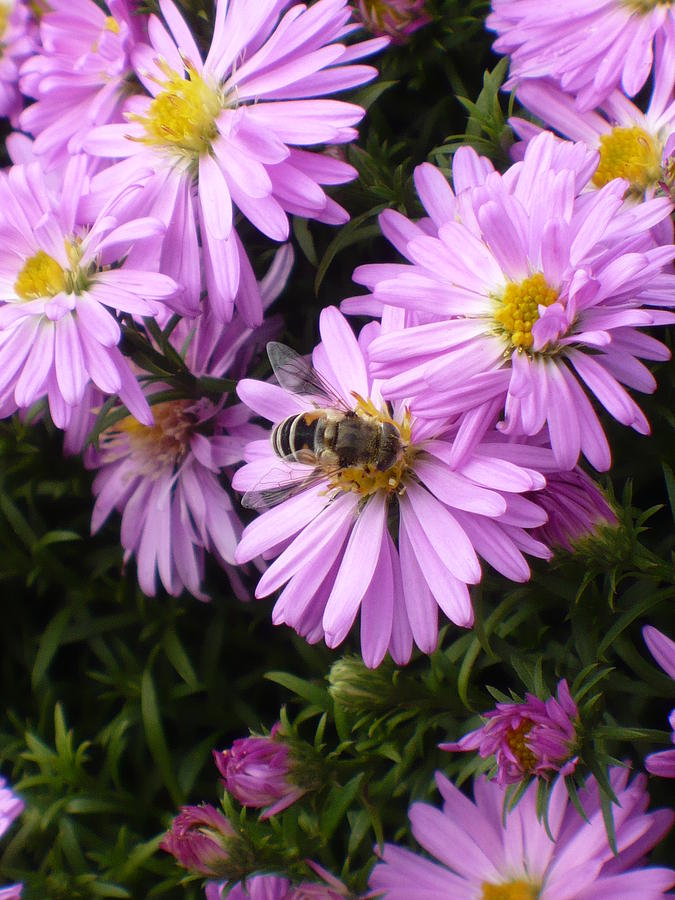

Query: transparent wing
[267,341,349,410]
[241,457,334,510]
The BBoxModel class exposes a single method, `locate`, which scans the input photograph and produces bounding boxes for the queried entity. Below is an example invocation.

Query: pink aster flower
[353,0,431,42]
[207,867,350,900]
[83,0,386,324]
[643,625,675,778]
[528,467,616,552]
[369,768,675,898]
[0,778,23,839]
[441,679,579,785]
[234,306,553,667]
[213,723,306,819]
[509,67,675,243]
[487,0,675,111]
[0,778,24,900]
[160,804,235,877]
[19,0,146,170]
[347,132,675,472]
[0,157,180,429]
[87,246,292,600]
[0,0,36,125]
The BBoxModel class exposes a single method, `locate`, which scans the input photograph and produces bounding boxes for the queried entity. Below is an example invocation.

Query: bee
[241,342,408,510]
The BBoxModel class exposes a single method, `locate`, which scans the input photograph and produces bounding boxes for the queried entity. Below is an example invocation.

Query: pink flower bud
[214,724,306,819]
[159,804,235,876]
[441,679,579,784]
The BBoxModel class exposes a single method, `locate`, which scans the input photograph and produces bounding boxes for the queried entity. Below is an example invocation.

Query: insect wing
[267,342,348,410]
[241,457,331,510]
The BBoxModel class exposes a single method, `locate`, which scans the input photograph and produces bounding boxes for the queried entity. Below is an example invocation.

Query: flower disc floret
[592,125,663,191]
[482,882,539,900]
[103,401,194,475]
[133,61,223,159]
[494,273,559,351]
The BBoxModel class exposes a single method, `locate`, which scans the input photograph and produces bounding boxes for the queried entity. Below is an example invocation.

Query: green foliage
[1,0,675,896]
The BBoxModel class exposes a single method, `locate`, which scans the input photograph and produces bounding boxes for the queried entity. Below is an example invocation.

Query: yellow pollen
[506,719,537,771]
[103,401,195,473]
[0,4,10,40]
[494,273,558,351]
[14,250,67,300]
[103,15,119,33]
[482,880,540,900]
[592,126,662,193]
[624,0,668,12]
[132,61,223,157]
[327,397,415,498]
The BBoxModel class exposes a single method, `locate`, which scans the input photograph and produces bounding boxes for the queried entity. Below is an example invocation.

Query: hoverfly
[241,342,408,510]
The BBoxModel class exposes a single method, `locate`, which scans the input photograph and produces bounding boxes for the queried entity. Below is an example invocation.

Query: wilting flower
[19,0,146,170]
[528,468,616,552]
[441,679,579,784]
[346,132,675,472]
[214,723,306,819]
[86,247,292,600]
[0,777,24,900]
[370,768,675,898]
[160,804,235,877]
[0,157,180,429]
[0,0,36,125]
[353,0,431,42]
[487,0,675,111]
[510,68,675,229]
[235,306,553,666]
[84,0,386,323]
[643,625,675,778]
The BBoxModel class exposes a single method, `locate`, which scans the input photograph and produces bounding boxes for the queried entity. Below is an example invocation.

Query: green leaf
[314,210,384,294]
[32,608,72,688]
[663,463,675,525]
[141,668,182,807]
[319,774,363,841]
[292,217,318,267]
[265,671,330,710]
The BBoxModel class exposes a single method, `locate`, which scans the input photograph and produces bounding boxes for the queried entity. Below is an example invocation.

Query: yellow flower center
[482,881,540,900]
[131,60,223,158]
[14,242,91,301]
[506,720,537,771]
[592,126,662,193]
[493,273,559,351]
[624,0,669,11]
[14,250,68,300]
[0,3,10,40]
[327,396,415,498]
[103,401,194,474]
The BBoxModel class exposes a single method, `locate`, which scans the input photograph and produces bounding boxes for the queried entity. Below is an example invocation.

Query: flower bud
[159,804,237,877]
[353,0,431,43]
[214,724,306,819]
[441,680,579,785]
[529,469,616,553]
